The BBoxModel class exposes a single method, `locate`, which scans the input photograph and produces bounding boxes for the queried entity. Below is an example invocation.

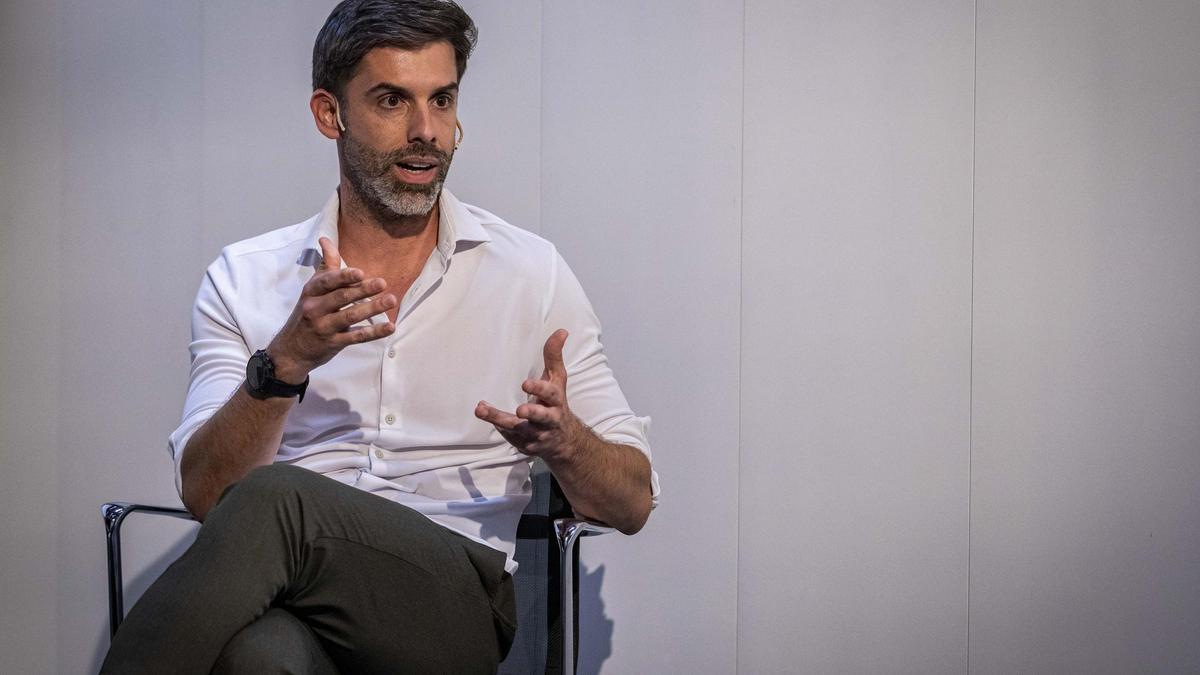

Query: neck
[335,180,441,271]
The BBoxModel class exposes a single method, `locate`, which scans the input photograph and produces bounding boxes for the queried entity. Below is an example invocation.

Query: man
[101,1,660,672]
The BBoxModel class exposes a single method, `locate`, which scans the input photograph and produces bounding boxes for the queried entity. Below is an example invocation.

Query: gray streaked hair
[312,0,477,97]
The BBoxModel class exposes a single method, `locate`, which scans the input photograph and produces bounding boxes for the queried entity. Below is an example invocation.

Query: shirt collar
[297,187,490,268]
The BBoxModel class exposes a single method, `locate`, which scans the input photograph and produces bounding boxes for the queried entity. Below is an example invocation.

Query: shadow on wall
[89,525,200,670]
[578,562,615,675]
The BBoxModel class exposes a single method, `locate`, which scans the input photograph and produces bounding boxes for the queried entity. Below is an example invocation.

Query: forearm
[180,382,295,521]
[178,245,395,521]
[543,425,653,535]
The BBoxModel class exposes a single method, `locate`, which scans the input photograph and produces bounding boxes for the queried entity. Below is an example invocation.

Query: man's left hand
[475,329,585,461]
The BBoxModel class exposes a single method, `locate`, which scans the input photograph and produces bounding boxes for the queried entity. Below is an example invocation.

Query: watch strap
[247,349,309,402]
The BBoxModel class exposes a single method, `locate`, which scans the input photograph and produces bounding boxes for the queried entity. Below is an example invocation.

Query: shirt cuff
[594,414,661,510]
[167,407,218,502]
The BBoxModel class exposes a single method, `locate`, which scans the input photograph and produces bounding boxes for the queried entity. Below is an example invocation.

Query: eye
[381,94,404,109]
[433,93,454,109]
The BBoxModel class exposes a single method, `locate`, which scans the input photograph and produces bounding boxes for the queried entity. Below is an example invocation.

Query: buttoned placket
[311,252,395,474]
[367,236,455,474]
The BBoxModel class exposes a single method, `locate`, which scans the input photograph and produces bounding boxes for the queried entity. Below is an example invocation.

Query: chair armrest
[552,518,614,553]
[102,502,194,532]
[553,518,615,675]
[102,502,196,638]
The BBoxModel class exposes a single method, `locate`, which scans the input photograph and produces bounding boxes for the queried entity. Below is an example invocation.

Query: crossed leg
[101,464,516,674]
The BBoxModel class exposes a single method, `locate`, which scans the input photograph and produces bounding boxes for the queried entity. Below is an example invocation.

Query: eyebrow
[364,81,459,98]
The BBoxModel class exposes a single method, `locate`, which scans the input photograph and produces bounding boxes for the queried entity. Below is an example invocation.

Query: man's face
[337,42,460,219]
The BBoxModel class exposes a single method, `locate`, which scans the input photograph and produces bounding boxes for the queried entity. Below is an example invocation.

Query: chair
[102,460,612,675]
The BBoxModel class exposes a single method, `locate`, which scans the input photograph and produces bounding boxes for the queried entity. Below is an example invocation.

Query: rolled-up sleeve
[542,249,661,509]
[167,257,249,499]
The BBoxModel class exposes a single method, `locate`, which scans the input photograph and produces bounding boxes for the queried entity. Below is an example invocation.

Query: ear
[310,89,343,140]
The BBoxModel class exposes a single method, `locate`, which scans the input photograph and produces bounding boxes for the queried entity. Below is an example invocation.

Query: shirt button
[374,449,384,459]
[385,413,396,425]
[387,348,396,358]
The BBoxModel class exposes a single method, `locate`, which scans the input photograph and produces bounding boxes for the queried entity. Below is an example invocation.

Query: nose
[407,103,436,146]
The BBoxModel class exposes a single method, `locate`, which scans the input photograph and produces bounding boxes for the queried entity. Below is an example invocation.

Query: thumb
[318,236,342,271]
[542,329,568,383]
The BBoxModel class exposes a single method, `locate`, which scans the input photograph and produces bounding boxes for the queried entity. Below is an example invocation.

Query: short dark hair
[312,0,477,98]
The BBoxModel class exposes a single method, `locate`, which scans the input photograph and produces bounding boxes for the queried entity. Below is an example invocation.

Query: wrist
[549,414,590,464]
[246,348,309,404]
[264,344,309,385]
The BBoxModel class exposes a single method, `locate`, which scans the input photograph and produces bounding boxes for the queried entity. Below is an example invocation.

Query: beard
[340,132,453,220]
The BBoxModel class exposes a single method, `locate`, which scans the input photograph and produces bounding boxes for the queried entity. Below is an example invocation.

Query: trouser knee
[203,464,324,536]
[211,608,337,675]
[218,463,319,508]
[242,462,321,491]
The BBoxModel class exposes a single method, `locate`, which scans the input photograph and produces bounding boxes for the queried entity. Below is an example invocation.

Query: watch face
[247,354,267,389]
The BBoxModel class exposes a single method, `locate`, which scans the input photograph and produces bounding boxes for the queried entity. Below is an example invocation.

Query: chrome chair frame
[554,519,614,675]
[102,501,613,675]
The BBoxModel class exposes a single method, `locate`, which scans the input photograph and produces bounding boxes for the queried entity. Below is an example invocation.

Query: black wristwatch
[245,349,309,402]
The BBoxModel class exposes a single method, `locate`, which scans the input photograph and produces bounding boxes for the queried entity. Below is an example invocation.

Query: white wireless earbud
[333,100,347,133]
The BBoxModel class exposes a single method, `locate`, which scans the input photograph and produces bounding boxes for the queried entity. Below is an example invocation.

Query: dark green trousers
[101,464,517,674]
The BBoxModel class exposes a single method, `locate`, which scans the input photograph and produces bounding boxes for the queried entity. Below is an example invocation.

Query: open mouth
[397,161,436,172]
[393,159,440,185]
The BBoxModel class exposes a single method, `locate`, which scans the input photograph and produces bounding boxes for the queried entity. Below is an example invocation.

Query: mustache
[385,142,451,165]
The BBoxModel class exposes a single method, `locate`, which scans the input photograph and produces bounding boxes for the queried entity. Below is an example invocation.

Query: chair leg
[100,502,195,640]
[558,525,582,675]
[102,503,132,639]
[554,518,617,675]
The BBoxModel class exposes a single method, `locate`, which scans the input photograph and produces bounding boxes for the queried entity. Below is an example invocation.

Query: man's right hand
[266,236,397,383]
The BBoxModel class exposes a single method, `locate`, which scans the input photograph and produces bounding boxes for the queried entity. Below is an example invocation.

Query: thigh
[225,465,512,673]
[288,536,504,673]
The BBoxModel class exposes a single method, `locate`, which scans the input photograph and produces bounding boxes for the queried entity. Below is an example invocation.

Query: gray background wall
[1,1,1197,673]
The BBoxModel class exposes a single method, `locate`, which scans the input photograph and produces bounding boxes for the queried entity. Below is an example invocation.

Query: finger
[304,267,365,297]
[474,401,523,430]
[516,402,557,426]
[325,293,397,331]
[313,277,388,315]
[522,378,563,407]
[318,236,342,271]
[493,421,548,453]
[542,329,569,384]
[330,320,395,346]
[496,428,534,454]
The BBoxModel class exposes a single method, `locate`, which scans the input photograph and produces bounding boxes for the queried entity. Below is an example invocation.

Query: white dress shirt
[169,189,661,573]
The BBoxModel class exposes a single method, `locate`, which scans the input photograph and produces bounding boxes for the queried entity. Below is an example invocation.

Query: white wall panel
[451,0,542,234]
[541,2,743,673]
[971,2,1200,672]
[200,0,341,262]
[0,1,63,672]
[740,2,975,672]
[56,1,205,672]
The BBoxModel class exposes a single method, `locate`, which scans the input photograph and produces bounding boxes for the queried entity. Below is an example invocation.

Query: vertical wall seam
[536,0,544,236]
[198,0,207,294]
[735,0,746,673]
[967,0,978,672]
[52,1,66,670]
[537,0,547,236]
